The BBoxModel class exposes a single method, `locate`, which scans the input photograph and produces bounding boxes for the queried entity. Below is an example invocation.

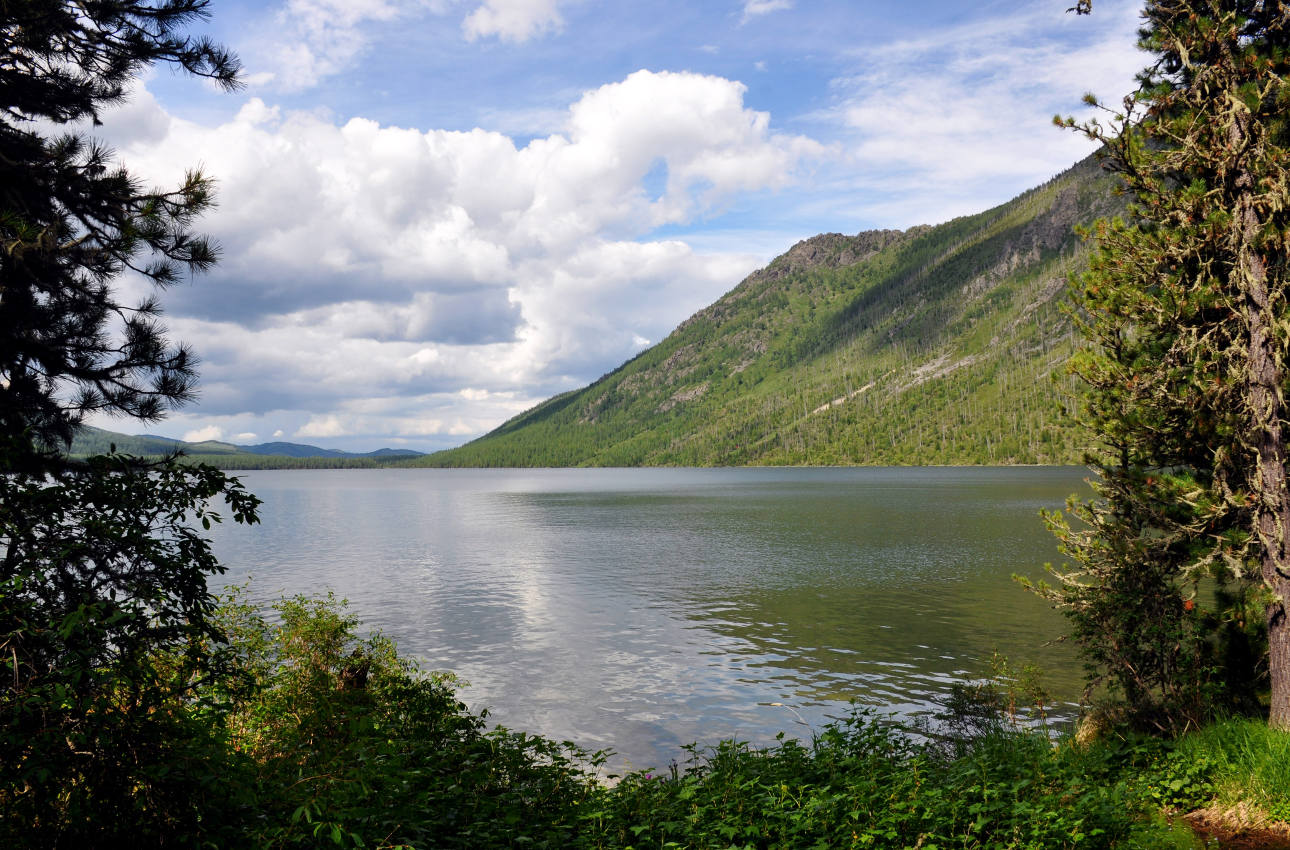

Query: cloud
[98,70,817,446]
[183,425,224,442]
[742,0,792,23]
[246,0,439,92]
[819,1,1144,224]
[463,0,566,42]
[234,432,259,442]
[296,415,348,438]
[115,71,820,322]
[240,0,577,89]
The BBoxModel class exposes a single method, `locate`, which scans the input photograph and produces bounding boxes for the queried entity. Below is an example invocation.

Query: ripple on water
[210,466,1088,770]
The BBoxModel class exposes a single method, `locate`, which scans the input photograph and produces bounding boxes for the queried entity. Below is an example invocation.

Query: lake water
[206,466,1091,771]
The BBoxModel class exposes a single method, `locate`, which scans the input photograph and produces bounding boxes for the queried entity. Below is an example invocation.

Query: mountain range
[69,426,423,466]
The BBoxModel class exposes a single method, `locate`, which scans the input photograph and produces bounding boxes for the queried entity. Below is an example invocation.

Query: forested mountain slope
[420,155,1120,467]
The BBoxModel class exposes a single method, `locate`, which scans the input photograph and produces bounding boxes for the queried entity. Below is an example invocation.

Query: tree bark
[1247,267,1290,730]
[1234,110,1290,728]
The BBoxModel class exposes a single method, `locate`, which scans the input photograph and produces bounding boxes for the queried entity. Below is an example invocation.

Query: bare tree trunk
[1247,271,1290,729]
[1235,112,1290,728]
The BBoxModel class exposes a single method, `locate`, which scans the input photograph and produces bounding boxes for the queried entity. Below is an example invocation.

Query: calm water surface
[207,466,1090,770]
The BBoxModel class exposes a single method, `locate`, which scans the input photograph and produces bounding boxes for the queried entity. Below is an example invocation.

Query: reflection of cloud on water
[206,466,1090,771]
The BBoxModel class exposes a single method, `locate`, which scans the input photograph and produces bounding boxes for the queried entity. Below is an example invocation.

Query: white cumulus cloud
[95,70,819,445]
[183,425,225,443]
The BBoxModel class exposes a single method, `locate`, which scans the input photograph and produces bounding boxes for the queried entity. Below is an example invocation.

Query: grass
[1171,718,1290,822]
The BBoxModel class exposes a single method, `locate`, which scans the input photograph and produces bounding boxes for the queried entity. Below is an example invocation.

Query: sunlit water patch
[206,466,1090,770]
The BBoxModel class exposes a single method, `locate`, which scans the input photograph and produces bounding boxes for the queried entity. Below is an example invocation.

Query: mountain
[235,441,423,459]
[418,155,1120,468]
[68,426,424,466]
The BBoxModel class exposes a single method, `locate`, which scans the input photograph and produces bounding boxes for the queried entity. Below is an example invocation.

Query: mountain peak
[753,228,925,284]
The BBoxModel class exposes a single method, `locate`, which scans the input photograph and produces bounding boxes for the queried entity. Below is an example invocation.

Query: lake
[206,466,1091,771]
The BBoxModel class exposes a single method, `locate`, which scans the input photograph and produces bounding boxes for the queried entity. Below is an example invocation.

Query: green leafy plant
[0,454,260,846]
[212,591,604,849]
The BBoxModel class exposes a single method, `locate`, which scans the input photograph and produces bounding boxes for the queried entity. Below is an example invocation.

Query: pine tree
[1043,0,1290,729]
[0,3,259,840]
[1,0,240,459]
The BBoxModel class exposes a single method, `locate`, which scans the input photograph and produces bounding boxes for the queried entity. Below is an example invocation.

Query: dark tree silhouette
[0,3,260,842]
[1,0,240,460]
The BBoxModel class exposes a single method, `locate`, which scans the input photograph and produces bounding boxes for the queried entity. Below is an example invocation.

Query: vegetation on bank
[168,452,392,469]
[11,589,1285,849]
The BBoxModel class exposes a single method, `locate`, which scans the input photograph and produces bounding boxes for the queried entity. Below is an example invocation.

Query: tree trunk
[1248,282,1290,729]
[1235,112,1290,729]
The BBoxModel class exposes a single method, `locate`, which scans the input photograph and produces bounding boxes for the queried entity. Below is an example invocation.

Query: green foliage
[175,452,388,469]
[1038,1,1290,731]
[211,591,602,849]
[1059,718,1290,822]
[587,711,1186,849]
[203,595,1199,849]
[0,453,260,847]
[13,583,1260,849]
[419,157,1120,469]
[1168,717,1290,820]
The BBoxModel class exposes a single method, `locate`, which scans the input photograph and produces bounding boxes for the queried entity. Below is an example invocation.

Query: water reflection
[208,466,1090,770]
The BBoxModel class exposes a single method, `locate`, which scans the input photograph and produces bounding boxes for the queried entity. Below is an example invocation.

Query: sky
[86,0,1149,452]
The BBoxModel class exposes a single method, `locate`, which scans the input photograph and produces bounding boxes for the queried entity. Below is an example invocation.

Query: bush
[587,709,1184,849]
[211,591,603,849]
[0,456,259,848]
[28,588,1226,849]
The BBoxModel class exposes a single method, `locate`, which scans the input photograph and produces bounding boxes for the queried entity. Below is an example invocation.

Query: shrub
[211,591,603,849]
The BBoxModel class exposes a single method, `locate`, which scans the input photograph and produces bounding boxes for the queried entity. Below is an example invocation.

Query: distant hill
[417,154,1120,468]
[68,426,424,468]
[235,441,422,459]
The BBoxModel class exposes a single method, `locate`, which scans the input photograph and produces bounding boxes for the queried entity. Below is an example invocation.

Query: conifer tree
[1044,0,1290,729]
[1,0,240,459]
[0,2,259,840]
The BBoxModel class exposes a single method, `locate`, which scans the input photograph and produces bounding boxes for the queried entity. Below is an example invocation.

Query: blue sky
[91,0,1147,451]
